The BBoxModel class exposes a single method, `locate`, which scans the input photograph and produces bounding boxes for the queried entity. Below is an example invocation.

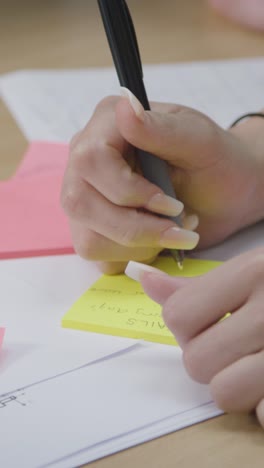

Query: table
[1,1,264,466]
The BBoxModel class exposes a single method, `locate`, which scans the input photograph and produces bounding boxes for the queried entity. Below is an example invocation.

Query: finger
[210,349,264,413]
[62,179,199,250]
[256,398,264,429]
[71,95,127,155]
[125,261,192,304]
[96,255,158,275]
[96,261,130,275]
[116,90,224,168]
[162,250,264,346]
[182,299,264,383]
[182,213,199,231]
[67,97,184,218]
[141,272,190,305]
[70,221,160,262]
[71,143,183,216]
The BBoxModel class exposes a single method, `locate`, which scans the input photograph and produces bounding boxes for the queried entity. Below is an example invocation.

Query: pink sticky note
[0,142,74,259]
[15,141,68,179]
[0,328,5,348]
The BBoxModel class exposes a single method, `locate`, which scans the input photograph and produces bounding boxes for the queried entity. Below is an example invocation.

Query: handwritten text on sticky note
[62,258,220,345]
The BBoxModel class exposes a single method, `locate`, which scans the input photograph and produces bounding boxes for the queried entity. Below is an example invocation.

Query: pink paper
[15,141,68,179]
[0,328,5,348]
[0,142,74,259]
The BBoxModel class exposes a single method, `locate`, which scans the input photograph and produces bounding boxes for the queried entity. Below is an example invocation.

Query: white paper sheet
[0,254,137,396]
[0,224,264,468]
[1,57,264,467]
[50,401,219,468]
[0,344,222,468]
[1,57,264,142]
[1,218,263,467]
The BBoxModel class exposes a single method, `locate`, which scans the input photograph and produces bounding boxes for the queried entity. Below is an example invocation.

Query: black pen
[97,0,184,269]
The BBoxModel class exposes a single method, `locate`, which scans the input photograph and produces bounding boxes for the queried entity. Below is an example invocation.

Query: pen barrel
[137,149,182,226]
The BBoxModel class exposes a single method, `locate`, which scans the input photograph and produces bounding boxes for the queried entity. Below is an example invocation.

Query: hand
[208,0,264,31]
[61,90,264,273]
[132,249,264,427]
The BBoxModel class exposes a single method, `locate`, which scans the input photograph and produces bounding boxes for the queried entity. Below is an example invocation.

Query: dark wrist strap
[230,112,264,128]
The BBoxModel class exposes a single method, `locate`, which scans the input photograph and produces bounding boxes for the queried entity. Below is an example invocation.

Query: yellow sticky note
[62,258,221,346]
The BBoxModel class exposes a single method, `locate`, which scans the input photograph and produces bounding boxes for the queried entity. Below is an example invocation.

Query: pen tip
[170,249,184,269]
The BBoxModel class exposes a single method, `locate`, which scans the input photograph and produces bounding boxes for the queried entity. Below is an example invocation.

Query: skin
[208,0,264,31]
[140,248,264,427]
[61,95,264,273]
[61,94,264,424]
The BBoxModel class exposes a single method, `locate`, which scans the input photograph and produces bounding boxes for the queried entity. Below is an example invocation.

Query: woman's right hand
[61,90,264,273]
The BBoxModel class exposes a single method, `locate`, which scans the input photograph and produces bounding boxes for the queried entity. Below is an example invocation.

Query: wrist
[229,112,264,223]
[229,111,264,164]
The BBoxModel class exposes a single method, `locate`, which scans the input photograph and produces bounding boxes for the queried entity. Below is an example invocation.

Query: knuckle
[117,225,140,247]
[69,130,82,151]
[61,182,84,218]
[113,167,144,206]
[69,95,119,154]
[69,128,104,169]
[70,137,87,162]
[70,140,94,172]
[182,345,208,384]
[77,143,100,173]
[95,95,119,113]
[70,140,105,180]
[115,212,144,247]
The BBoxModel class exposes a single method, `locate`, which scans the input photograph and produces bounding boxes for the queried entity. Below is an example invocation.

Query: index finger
[69,95,128,157]
[65,96,184,216]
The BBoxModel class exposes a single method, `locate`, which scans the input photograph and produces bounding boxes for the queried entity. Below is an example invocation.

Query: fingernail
[125,261,165,282]
[160,227,199,250]
[183,214,199,231]
[146,193,184,216]
[120,87,145,122]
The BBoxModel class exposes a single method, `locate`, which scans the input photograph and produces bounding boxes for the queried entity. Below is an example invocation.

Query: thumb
[125,260,190,305]
[116,88,223,169]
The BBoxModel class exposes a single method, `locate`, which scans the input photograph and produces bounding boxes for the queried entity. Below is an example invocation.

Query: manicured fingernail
[125,261,165,282]
[160,227,199,250]
[120,87,145,121]
[146,193,184,216]
[183,214,199,231]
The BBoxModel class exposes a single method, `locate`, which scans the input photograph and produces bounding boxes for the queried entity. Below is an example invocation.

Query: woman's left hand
[130,248,264,427]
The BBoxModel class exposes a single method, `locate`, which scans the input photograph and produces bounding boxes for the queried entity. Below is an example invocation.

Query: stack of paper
[0,253,222,468]
[0,142,73,259]
[1,58,264,143]
[1,57,264,467]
